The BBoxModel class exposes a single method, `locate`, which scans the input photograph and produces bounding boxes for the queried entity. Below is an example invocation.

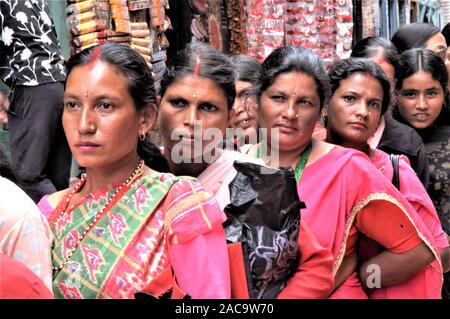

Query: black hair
[394,48,449,126]
[230,55,261,85]
[254,45,329,110]
[66,43,169,172]
[328,57,391,116]
[351,36,400,76]
[160,41,236,110]
[442,22,450,46]
[391,22,440,53]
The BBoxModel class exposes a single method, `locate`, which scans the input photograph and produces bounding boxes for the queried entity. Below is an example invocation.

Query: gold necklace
[52,159,145,271]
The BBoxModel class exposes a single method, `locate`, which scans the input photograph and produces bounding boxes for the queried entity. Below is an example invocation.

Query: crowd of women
[1,22,450,299]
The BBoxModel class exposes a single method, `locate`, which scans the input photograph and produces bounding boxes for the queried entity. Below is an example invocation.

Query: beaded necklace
[256,142,312,182]
[52,159,145,271]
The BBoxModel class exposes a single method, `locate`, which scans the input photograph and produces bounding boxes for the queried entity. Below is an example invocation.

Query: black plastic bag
[223,161,304,299]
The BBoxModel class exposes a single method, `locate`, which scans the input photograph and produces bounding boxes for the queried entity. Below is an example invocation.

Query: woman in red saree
[325,57,449,297]
[37,43,230,299]
[245,46,443,298]
[157,42,334,298]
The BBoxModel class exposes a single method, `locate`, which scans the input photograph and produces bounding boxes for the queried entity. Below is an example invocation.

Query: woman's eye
[98,102,113,110]
[403,91,416,98]
[369,101,381,109]
[200,103,217,112]
[271,95,284,102]
[343,96,355,102]
[427,90,437,97]
[170,99,186,108]
[298,99,312,106]
[65,101,79,109]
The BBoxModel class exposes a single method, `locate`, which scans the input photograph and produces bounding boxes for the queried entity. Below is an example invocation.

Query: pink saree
[296,146,442,298]
[372,149,449,250]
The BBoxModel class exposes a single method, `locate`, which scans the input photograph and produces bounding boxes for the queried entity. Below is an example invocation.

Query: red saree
[372,149,449,250]
[297,146,442,298]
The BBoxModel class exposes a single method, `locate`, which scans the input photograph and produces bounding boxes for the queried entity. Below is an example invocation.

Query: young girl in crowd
[393,48,450,297]
[391,22,448,58]
[325,57,449,283]
[37,43,230,299]
[158,41,334,298]
[244,45,442,298]
[350,36,429,187]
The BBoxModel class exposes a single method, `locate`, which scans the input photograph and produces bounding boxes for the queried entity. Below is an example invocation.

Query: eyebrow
[268,89,316,99]
[63,92,122,102]
[165,93,224,106]
[340,89,362,96]
[402,86,440,91]
[237,88,251,97]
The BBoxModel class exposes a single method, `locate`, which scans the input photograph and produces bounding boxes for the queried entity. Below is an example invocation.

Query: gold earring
[139,133,146,141]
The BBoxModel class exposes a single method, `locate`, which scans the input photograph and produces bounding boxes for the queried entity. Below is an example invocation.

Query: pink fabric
[277,222,335,299]
[329,273,368,299]
[170,224,231,299]
[0,177,53,293]
[198,149,264,211]
[37,195,53,219]
[372,149,449,249]
[297,146,442,299]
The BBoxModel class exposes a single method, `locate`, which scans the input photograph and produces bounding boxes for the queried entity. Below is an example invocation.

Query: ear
[139,103,157,135]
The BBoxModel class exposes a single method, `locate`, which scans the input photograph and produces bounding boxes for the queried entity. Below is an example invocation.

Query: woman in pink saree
[325,57,448,297]
[158,42,334,298]
[37,43,230,299]
[245,46,443,298]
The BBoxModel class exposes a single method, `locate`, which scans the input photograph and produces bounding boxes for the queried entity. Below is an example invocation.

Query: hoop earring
[139,133,146,142]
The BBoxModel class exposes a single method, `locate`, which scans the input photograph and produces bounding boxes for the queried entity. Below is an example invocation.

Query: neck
[265,141,311,169]
[326,130,370,156]
[82,154,141,193]
[165,147,222,177]
[169,161,209,177]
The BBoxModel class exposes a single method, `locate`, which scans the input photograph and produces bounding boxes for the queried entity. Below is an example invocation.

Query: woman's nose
[78,108,96,134]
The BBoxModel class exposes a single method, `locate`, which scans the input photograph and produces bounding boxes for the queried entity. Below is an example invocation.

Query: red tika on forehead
[194,56,201,76]
[87,46,101,70]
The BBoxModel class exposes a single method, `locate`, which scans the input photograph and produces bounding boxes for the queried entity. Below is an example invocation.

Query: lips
[348,121,367,129]
[75,141,100,151]
[235,118,256,129]
[413,113,430,121]
[275,124,298,134]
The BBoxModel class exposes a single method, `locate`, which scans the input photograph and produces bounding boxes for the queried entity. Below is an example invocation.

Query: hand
[0,91,10,124]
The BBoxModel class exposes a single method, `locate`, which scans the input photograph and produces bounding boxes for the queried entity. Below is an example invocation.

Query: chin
[410,122,431,130]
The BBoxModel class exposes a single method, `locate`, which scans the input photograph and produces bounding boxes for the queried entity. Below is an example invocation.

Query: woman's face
[158,74,229,164]
[425,33,447,61]
[63,61,154,169]
[229,80,258,143]
[258,71,321,152]
[328,72,384,148]
[370,55,395,87]
[397,70,445,129]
